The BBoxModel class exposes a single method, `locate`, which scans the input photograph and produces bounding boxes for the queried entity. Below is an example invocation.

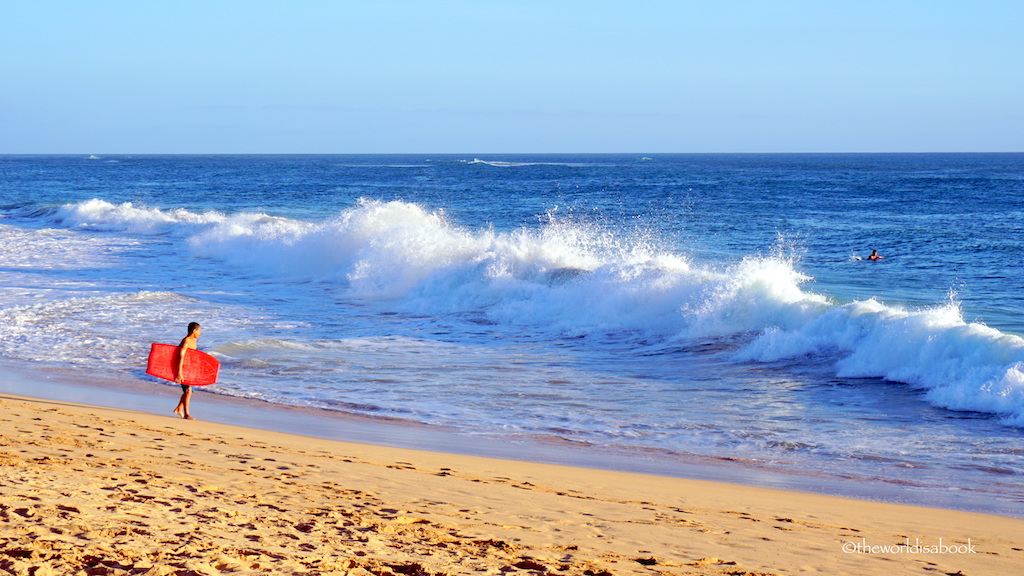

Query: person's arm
[175,345,188,384]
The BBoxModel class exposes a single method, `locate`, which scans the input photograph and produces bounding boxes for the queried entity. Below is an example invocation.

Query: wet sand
[2,390,1022,576]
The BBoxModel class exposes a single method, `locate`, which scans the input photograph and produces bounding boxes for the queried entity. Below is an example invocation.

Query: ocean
[1,153,1022,515]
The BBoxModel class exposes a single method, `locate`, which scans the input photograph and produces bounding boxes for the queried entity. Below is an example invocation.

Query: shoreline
[3,387,1024,575]
[2,365,1020,519]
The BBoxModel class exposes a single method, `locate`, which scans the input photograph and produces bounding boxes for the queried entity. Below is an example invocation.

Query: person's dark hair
[187,322,201,335]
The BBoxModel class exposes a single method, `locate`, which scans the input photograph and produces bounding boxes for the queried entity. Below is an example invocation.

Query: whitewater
[1,154,1022,515]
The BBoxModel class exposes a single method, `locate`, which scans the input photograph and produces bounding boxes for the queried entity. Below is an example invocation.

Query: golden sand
[1,392,1021,575]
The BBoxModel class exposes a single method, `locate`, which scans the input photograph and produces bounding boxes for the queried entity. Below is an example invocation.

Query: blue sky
[3,1,1022,153]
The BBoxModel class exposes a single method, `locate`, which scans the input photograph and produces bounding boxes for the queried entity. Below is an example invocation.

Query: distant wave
[462,158,599,168]
[42,198,1024,426]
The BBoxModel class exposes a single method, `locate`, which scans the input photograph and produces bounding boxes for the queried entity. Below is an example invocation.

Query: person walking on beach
[173,322,202,420]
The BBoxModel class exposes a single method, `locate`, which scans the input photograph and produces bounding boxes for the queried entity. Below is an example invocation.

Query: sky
[3,1,1022,154]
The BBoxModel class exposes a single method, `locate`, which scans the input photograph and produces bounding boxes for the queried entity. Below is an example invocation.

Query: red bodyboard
[146,343,220,386]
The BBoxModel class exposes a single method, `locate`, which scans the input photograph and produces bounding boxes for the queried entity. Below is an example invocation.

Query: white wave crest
[55,199,227,234]
[738,298,1024,424]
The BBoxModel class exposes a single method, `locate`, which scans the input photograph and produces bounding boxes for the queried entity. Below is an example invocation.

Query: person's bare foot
[173,407,184,417]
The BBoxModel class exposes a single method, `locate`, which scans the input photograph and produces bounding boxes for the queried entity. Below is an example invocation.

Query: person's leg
[174,385,194,419]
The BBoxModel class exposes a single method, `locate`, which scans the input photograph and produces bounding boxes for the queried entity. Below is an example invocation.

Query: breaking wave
[47,198,1024,425]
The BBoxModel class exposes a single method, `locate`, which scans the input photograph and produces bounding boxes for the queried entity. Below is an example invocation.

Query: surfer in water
[173,322,202,420]
[868,249,883,261]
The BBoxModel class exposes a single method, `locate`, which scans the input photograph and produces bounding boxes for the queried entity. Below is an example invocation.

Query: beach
[2,388,1021,576]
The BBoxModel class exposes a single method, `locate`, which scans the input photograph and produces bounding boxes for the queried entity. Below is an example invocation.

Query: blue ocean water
[1,154,1022,513]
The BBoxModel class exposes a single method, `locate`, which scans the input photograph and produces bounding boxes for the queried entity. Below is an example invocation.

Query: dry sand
[1,391,1021,576]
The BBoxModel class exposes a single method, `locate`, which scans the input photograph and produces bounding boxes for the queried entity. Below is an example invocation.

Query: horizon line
[3,151,1023,156]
